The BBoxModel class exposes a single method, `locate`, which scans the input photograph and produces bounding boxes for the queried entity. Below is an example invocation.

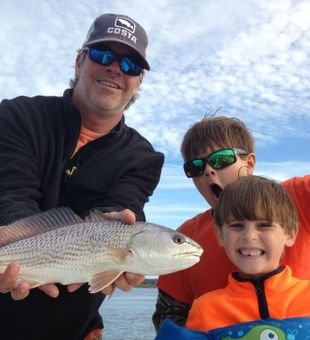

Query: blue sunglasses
[87,47,143,76]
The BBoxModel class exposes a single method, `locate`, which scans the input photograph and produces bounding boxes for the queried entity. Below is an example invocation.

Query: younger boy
[153,116,310,331]
[186,175,310,332]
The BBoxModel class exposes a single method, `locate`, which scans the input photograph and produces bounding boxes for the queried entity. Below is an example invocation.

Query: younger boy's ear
[285,229,298,247]
[246,153,256,176]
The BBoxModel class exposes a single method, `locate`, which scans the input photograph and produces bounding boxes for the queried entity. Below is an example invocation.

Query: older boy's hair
[181,115,255,161]
[214,176,299,234]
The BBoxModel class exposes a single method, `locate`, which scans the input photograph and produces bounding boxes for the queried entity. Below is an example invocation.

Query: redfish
[0,208,202,293]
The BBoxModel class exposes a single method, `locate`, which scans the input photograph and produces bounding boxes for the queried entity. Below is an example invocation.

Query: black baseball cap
[82,13,150,70]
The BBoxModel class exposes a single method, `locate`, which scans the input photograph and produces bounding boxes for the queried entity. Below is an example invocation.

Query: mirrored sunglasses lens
[89,49,114,65]
[208,149,236,169]
[185,159,205,177]
[120,57,142,76]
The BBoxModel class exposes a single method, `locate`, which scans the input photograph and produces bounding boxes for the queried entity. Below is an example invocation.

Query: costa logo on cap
[82,13,151,70]
[115,17,135,34]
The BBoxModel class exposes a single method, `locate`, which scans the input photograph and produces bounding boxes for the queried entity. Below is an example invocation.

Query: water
[99,287,157,340]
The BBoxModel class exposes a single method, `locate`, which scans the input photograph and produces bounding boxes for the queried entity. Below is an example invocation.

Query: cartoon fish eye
[260,329,279,340]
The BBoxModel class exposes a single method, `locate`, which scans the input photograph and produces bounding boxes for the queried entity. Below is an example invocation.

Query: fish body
[0,208,203,293]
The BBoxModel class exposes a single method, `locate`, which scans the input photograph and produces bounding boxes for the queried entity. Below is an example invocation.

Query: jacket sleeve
[0,98,42,224]
[152,288,191,333]
[282,175,310,278]
[283,175,310,229]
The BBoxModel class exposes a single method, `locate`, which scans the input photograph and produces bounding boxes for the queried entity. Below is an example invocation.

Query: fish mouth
[175,250,202,258]
[210,183,223,197]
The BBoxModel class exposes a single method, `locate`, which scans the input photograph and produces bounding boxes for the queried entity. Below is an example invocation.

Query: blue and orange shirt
[186,266,310,332]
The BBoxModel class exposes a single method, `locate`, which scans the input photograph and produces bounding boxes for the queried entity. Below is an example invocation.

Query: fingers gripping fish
[0,208,203,293]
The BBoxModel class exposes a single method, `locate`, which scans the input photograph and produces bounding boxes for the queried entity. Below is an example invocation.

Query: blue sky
[1,0,309,228]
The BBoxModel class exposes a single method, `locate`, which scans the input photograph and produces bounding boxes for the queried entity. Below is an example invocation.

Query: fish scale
[0,207,203,293]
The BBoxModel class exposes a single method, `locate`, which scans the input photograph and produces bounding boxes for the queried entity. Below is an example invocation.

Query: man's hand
[100,272,145,295]
[100,209,145,294]
[0,262,60,300]
[101,208,136,225]
[68,209,146,295]
[67,272,146,295]
[68,209,145,295]
[1,209,145,299]
[0,262,29,300]
[68,209,144,295]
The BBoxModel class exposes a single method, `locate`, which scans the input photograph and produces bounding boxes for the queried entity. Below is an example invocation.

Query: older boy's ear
[246,153,256,175]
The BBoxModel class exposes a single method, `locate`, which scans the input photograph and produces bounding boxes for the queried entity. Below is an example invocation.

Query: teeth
[97,80,120,89]
[239,248,263,256]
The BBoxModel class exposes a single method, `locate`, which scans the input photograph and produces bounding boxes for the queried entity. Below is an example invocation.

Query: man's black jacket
[0,89,164,340]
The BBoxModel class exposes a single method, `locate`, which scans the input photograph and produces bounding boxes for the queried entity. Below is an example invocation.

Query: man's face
[74,42,142,118]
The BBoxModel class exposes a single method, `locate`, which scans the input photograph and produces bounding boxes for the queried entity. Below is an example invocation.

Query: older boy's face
[217,219,296,279]
[192,145,255,208]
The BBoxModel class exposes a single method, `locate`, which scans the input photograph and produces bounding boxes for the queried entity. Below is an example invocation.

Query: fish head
[125,226,203,275]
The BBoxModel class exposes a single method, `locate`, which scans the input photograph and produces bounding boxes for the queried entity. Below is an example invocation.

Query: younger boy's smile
[238,248,265,257]
[218,219,296,278]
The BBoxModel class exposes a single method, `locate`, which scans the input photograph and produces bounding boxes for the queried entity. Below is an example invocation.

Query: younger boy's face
[217,219,296,279]
[192,145,255,208]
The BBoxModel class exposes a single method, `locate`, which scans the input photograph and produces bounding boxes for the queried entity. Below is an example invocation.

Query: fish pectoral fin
[89,271,124,294]
[16,277,43,289]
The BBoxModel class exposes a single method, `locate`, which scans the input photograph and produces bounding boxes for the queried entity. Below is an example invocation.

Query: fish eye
[172,234,185,244]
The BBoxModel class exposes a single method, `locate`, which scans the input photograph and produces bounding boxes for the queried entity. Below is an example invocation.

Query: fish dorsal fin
[0,207,83,246]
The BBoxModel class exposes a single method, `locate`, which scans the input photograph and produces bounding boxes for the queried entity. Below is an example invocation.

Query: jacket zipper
[255,279,270,319]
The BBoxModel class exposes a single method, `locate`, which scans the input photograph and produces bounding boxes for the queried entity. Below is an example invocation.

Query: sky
[1,0,309,228]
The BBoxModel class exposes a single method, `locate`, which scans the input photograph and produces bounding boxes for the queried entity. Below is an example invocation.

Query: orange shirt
[157,175,310,304]
[186,266,310,332]
[72,126,103,156]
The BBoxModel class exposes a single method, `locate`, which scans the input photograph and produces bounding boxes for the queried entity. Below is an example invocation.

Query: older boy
[153,116,310,331]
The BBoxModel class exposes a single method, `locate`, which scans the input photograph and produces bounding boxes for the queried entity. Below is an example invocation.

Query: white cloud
[1,0,309,229]
[128,0,310,155]
[2,1,309,156]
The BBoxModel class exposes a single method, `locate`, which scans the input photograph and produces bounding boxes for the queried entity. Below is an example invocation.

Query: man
[0,13,164,340]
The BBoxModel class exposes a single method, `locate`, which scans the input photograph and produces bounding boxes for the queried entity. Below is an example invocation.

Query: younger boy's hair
[214,176,299,234]
[181,115,255,161]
